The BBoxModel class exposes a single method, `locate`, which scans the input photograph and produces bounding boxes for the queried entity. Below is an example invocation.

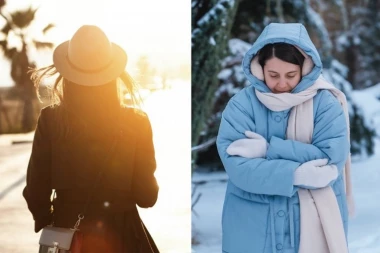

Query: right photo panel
[192,1,380,252]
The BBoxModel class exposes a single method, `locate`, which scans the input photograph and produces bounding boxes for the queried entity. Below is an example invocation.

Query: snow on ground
[351,83,380,135]
[140,80,192,253]
[192,172,227,252]
[191,139,380,253]
[346,137,380,253]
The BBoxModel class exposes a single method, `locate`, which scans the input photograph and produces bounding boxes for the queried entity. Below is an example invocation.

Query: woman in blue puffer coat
[216,23,352,253]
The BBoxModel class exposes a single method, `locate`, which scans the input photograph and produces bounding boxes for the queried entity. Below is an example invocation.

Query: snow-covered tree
[192,0,239,151]
[195,0,377,167]
[324,60,376,156]
[345,0,380,89]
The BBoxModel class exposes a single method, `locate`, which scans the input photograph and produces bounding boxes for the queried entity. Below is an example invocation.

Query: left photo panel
[0,0,191,252]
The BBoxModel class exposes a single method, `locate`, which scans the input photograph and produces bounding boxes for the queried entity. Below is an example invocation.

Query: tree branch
[191,136,217,152]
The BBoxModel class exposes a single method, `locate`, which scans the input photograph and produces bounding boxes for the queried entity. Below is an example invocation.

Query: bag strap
[69,110,124,230]
[51,130,119,229]
[74,133,120,230]
[141,220,155,253]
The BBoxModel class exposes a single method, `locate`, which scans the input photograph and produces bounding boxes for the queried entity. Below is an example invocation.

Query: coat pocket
[222,193,269,252]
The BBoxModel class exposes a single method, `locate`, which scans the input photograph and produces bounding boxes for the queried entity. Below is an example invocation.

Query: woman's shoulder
[39,104,62,119]
[230,85,256,104]
[226,85,259,111]
[313,89,345,119]
[120,106,151,131]
[232,85,256,100]
[314,89,342,109]
[121,106,148,121]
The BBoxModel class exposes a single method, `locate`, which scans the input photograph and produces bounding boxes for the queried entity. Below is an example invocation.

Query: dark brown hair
[30,65,141,108]
[29,65,143,138]
[258,43,305,68]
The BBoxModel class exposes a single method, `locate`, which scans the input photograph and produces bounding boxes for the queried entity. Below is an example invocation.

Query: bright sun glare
[1,0,191,251]
[2,0,190,79]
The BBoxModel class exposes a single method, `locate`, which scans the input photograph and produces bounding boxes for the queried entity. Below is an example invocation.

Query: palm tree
[0,3,54,132]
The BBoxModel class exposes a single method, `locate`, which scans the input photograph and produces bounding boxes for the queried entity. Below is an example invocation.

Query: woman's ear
[250,56,264,81]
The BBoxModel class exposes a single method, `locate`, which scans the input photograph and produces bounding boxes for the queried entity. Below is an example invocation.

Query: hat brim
[53,41,127,86]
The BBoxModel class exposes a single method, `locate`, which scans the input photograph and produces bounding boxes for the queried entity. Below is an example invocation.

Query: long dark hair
[258,43,305,69]
[29,65,142,138]
[30,65,141,108]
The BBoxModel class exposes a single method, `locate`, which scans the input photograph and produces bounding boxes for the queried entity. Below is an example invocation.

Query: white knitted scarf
[256,76,354,253]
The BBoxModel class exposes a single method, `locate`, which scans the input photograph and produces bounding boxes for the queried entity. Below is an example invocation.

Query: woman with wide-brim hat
[23,25,160,252]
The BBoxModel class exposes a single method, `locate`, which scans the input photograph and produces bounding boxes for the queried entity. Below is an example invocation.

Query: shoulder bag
[38,132,119,253]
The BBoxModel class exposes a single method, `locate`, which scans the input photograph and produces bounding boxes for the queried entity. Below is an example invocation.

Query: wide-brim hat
[53,25,127,86]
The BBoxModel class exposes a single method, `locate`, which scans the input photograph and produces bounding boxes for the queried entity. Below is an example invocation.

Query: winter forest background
[192,0,380,252]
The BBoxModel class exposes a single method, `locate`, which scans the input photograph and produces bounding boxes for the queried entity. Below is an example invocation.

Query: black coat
[23,105,159,252]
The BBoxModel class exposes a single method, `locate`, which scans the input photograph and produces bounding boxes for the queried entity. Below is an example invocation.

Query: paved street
[0,81,191,253]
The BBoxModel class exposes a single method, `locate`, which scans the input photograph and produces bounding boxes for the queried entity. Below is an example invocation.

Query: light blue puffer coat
[216,23,350,253]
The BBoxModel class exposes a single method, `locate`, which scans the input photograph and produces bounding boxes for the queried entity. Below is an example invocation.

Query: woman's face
[263,57,302,93]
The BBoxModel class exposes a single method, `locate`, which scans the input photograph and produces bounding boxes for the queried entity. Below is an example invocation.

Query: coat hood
[242,23,322,93]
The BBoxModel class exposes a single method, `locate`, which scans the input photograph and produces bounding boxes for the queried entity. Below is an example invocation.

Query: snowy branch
[332,0,349,30]
[196,0,235,27]
[304,0,332,58]
[192,137,217,152]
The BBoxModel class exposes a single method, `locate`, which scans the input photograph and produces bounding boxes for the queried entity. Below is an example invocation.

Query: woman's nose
[278,78,287,87]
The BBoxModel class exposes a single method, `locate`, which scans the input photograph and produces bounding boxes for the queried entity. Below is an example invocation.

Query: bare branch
[42,23,55,34]
[33,40,54,49]
[191,136,217,152]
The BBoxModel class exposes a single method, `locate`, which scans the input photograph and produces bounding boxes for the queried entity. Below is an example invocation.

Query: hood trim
[242,23,323,94]
[249,46,314,81]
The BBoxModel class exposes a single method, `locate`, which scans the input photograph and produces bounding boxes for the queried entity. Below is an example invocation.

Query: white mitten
[226,131,269,158]
[294,159,339,188]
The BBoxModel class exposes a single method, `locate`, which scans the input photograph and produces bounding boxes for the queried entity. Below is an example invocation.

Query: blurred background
[191,0,380,252]
[0,0,191,252]
[0,0,190,133]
